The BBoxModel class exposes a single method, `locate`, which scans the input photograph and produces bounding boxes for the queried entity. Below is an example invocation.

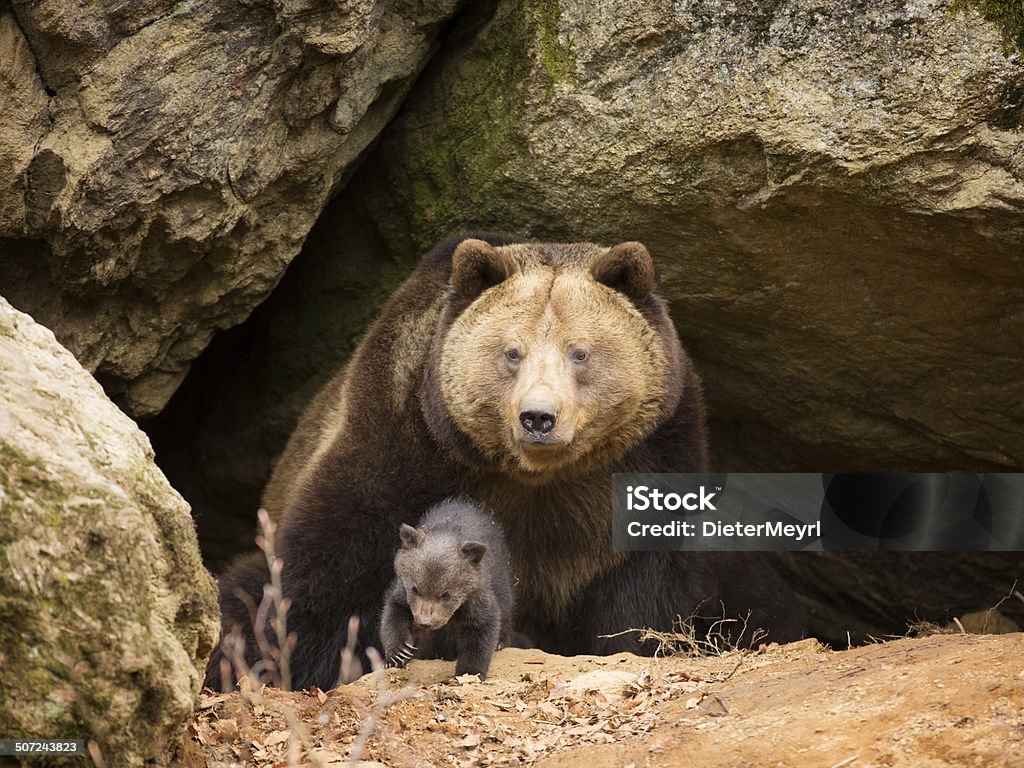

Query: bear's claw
[385,641,418,668]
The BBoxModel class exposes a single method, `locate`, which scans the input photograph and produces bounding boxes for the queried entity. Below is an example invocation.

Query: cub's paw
[385,641,418,669]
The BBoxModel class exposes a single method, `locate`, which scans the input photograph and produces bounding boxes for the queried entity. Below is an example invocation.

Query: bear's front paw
[385,641,418,669]
[454,658,489,680]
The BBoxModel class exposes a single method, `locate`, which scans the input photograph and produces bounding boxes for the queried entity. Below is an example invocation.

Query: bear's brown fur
[208,234,801,690]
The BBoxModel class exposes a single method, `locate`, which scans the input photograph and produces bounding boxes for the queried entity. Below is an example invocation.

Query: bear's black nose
[520,409,556,436]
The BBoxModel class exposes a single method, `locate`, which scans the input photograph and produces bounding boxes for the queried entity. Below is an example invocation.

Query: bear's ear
[460,540,487,565]
[590,241,655,301]
[399,524,424,549]
[451,239,513,299]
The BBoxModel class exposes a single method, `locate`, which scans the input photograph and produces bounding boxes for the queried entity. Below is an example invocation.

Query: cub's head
[393,523,486,631]
[426,238,684,479]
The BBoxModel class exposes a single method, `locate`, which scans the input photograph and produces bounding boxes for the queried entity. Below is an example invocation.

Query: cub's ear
[399,524,424,549]
[451,239,513,299]
[590,241,655,301]
[460,541,487,565]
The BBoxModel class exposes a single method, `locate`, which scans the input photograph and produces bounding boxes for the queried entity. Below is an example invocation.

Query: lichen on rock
[146,0,1024,635]
[341,0,1024,474]
[0,0,463,417]
[952,0,1024,53]
[0,297,218,766]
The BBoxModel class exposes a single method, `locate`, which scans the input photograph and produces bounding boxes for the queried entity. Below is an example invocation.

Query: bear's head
[422,238,687,480]
[394,522,486,631]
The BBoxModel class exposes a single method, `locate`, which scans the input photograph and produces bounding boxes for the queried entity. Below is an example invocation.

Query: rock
[145,2,1024,633]
[773,550,1024,642]
[0,297,219,766]
[0,13,49,237]
[353,0,1024,473]
[0,0,462,416]
[565,669,640,698]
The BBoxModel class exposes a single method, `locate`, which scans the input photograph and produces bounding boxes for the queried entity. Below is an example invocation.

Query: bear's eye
[505,348,522,363]
[442,591,451,600]
[571,349,590,364]
[411,585,419,596]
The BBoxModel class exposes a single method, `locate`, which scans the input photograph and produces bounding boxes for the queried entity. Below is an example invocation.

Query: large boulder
[353,0,1024,474]
[0,297,219,766]
[160,0,1024,511]
[0,13,49,239]
[0,0,462,416]
[146,1,1024,632]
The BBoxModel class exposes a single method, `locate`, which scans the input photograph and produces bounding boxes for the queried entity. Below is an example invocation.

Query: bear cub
[380,499,513,679]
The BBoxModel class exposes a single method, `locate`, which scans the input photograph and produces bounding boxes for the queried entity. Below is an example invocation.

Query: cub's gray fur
[380,499,513,679]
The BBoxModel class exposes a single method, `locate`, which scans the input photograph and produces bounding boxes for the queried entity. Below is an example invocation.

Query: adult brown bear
[208,234,802,689]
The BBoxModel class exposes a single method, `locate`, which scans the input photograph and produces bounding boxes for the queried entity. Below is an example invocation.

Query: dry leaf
[455,733,481,748]
[538,701,562,717]
[193,722,211,746]
[210,719,239,743]
[263,729,291,746]
[308,748,347,765]
[197,693,229,710]
[566,670,638,698]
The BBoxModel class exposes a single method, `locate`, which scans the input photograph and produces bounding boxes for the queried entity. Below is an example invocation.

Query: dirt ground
[177,633,1024,768]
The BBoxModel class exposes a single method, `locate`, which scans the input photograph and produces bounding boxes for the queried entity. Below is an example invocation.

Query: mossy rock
[953,0,1024,53]
[0,298,219,766]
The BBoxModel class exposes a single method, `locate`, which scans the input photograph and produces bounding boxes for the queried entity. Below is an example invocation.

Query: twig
[979,579,1021,633]
[338,615,364,687]
[217,514,327,768]
[86,742,106,768]
[717,657,744,683]
[829,755,860,768]
[232,585,280,686]
[347,648,419,766]
[257,508,294,692]
[600,603,766,659]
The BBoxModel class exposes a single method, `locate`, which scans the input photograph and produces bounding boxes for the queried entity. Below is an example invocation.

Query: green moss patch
[0,442,68,508]
[952,0,1024,54]
[528,0,578,87]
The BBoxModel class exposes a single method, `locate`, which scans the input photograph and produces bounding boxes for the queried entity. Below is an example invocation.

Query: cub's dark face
[394,524,486,631]
[439,240,673,478]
